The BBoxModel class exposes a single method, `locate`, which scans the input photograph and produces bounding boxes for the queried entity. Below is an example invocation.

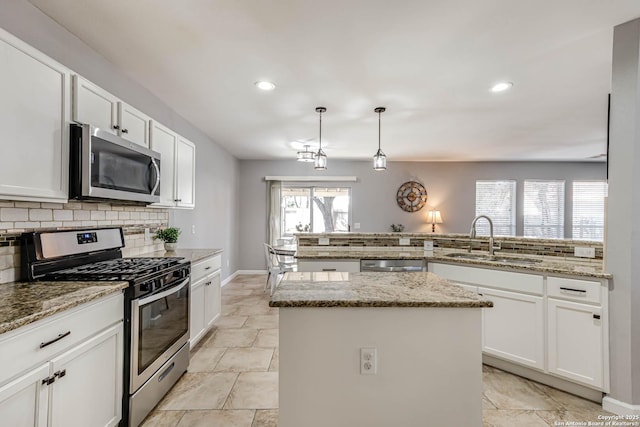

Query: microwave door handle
[150,158,160,195]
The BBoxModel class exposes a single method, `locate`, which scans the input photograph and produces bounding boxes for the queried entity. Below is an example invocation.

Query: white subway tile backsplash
[130,212,141,220]
[14,222,40,228]
[14,202,40,208]
[105,211,118,220]
[119,212,131,220]
[40,222,63,228]
[97,220,112,226]
[97,204,112,211]
[62,221,83,227]
[0,222,13,230]
[53,210,73,221]
[81,221,98,226]
[74,210,90,220]
[29,209,53,221]
[90,210,106,220]
[41,203,63,209]
[64,202,83,210]
[1,208,28,222]
[0,202,14,208]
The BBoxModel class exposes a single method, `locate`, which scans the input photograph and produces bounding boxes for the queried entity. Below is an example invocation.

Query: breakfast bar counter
[271,271,491,427]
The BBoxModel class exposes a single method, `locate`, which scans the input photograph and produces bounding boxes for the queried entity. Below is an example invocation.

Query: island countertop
[0,281,128,334]
[269,271,493,308]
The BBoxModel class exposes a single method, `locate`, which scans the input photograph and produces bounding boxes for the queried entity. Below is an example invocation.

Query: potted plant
[155,227,181,251]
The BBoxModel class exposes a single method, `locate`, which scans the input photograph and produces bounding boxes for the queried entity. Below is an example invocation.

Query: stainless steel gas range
[21,227,190,427]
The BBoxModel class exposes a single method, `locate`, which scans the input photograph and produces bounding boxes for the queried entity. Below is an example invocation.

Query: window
[524,180,565,238]
[475,180,516,236]
[281,186,351,237]
[572,181,607,241]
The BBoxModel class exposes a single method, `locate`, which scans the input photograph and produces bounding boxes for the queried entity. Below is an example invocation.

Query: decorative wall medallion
[396,181,428,212]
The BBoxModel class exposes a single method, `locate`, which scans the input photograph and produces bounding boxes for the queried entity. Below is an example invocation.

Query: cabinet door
[479,287,544,370]
[548,299,603,388]
[150,121,177,207]
[190,281,206,348]
[49,324,123,427]
[0,29,70,202]
[204,271,222,329]
[176,137,196,208]
[118,102,150,148]
[0,363,49,427]
[72,75,118,134]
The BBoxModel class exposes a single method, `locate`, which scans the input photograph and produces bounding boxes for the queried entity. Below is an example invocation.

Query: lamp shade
[427,210,443,224]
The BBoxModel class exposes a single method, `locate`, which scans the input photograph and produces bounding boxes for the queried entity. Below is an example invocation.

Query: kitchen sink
[444,253,543,265]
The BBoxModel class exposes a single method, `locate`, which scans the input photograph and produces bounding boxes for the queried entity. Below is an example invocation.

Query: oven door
[130,277,189,393]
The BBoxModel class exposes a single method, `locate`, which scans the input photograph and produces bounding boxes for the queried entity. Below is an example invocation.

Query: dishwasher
[360,259,425,272]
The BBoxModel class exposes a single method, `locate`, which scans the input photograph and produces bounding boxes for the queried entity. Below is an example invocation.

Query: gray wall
[238,160,605,269]
[0,0,240,279]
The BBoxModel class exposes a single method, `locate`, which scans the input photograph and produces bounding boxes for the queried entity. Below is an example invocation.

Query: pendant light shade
[314,107,327,170]
[373,107,387,171]
[297,145,315,162]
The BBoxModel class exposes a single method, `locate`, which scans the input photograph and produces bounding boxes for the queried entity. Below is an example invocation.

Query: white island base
[279,306,483,427]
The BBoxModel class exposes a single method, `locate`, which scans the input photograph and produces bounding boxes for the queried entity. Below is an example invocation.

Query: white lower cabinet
[429,262,608,391]
[0,364,49,427]
[548,298,603,388]
[190,254,222,348]
[0,293,124,427]
[478,287,545,370]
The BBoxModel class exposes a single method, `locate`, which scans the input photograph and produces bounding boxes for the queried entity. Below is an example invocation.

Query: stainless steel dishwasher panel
[360,259,425,272]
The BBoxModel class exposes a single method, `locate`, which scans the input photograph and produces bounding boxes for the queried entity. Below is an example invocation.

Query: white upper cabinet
[72,75,118,135]
[176,136,196,208]
[73,76,150,147]
[118,102,151,147]
[150,121,196,209]
[0,28,70,203]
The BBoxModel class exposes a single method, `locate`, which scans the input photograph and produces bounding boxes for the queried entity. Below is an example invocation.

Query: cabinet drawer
[430,263,543,295]
[547,277,602,304]
[192,255,221,282]
[297,259,361,273]
[0,293,123,385]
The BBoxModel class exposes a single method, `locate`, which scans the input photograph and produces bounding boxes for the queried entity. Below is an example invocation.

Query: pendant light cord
[319,110,323,150]
[378,110,381,150]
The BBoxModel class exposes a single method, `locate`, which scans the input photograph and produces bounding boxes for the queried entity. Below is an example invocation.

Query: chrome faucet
[470,215,498,256]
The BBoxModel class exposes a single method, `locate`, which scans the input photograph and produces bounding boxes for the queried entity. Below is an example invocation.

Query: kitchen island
[270,271,492,427]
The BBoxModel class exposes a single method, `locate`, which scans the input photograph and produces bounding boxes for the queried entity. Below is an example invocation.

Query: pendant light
[296,145,315,162]
[373,107,387,171]
[314,106,327,170]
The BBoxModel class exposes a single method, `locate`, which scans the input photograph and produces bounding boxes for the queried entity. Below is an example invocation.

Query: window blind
[523,180,565,238]
[475,180,516,236]
[572,181,607,241]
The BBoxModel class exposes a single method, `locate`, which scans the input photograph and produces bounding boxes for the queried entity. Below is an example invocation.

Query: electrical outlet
[360,348,377,375]
[399,238,410,246]
[144,228,151,242]
[319,237,330,245]
[191,224,196,234]
[423,240,434,250]
[354,222,361,230]
[574,247,596,258]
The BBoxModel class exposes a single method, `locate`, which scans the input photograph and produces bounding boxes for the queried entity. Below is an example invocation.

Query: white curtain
[267,180,281,246]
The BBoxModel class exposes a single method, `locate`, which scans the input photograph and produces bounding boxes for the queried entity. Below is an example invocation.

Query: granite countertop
[138,248,223,263]
[0,281,128,334]
[269,271,493,308]
[426,250,612,279]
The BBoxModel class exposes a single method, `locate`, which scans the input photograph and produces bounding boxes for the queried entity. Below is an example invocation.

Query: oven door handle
[138,278,189,307]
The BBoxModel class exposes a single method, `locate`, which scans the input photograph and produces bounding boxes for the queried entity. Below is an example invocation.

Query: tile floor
[142,274,613,427]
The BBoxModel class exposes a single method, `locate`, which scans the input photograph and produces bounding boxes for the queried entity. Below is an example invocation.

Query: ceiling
[29,0,640,161]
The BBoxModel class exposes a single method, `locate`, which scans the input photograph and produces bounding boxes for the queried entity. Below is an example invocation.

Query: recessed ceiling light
[491,82,513,93]
[255,81,276,91]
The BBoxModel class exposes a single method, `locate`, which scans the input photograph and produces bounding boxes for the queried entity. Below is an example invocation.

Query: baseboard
[221,271,239,287]
[603,396,640,415]
[483,355,604,403]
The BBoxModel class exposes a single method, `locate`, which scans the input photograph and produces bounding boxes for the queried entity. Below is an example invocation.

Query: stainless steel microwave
[69,124,161,204]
